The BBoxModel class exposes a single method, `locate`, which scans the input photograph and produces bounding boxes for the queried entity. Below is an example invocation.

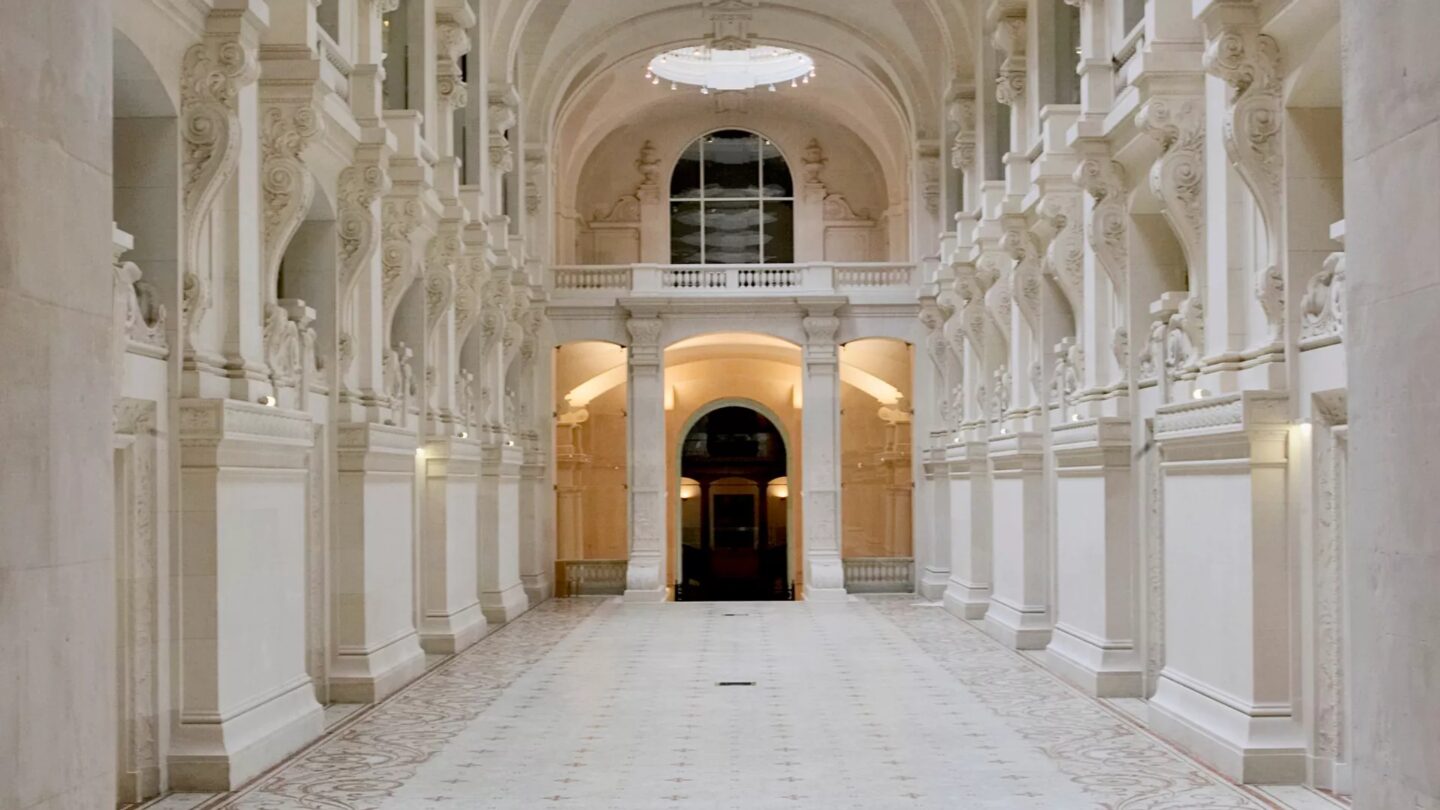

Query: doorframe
[673,397,795,590]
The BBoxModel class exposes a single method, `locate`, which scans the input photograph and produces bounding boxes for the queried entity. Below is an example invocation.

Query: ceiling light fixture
[648,45,815,94]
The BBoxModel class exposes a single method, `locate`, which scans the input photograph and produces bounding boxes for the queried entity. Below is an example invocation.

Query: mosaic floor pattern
[207,597,1312,810]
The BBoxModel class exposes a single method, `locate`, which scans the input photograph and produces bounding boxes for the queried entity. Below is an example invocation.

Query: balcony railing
[550,262,918,303]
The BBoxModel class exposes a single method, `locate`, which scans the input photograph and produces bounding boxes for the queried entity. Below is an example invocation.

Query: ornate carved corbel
[993,15,1027,107]
[260,96,325,301]
[1136,96,1206,276]
[949,95,977,173]
[380,196,424,331]
[1001,222,1044,327]
[435,19,471,112]
[1204,12,1285,343]
[1073,155,1129,295]
[423,230,462,338]
[488,94,518,176]
[181,29,259,342]
[1036,194,1084,316]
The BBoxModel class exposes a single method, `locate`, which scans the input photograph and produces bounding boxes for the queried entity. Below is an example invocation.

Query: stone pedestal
[170,399,324,789]
[419,437,486,654]
[519,445,554,604]
[1147,392,1304,783]
[1047,418,1142,697]
[982,432,1051,649]
[942,441,992,619]
[331,422,427,703]
[918,444,951,599]
[478,441,531,622]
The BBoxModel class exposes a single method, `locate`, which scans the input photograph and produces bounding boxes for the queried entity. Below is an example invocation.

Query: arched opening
[676,404,791,600]
[670,128,794,264]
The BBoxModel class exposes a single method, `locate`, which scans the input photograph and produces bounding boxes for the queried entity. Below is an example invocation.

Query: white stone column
[1342,4,1440,806]
[623,313,668,600]
[800,303,848,600]
[0,0,115,803]
[419,437,485,653]
[477,440,530,621]
[519,443,553,603]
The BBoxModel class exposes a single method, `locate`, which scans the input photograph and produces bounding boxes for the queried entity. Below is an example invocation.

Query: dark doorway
[676,406,791,601]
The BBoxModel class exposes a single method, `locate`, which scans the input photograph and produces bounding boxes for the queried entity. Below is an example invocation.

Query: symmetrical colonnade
[4,0,1437,808]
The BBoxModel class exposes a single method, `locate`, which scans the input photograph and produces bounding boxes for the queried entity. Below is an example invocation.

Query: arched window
[670,129,794,264]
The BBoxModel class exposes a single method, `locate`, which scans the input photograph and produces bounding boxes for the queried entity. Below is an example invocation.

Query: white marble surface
[206,596,1324,810]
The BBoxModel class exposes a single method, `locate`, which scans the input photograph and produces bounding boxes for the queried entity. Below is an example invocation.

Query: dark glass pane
[671,201,704,264]
[671,138,702,198]
[761,138,793,198]
[703,130,761,198]
[760,200,794,263]
[704,201,761,264]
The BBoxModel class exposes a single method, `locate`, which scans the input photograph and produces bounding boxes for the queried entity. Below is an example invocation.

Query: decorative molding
[626,317,663,366]
[525,160,544,215]
[1073,155,1128,295]
[917,144,941,216]
[424,230,462,332]
[1204,8,1285,344]
[181,27,259,342]
[1152,390,1288,439]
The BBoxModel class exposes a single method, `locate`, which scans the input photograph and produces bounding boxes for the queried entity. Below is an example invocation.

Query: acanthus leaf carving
[1136,96,1206,279]
[181,30,259,343]
[260,96,325,302]
[1204,14,1285,344]
[993,16,1027,107]
[337,158,391,308]
[949,95,977,172]
[1074,155,1129,295]
[380,196,425,335]
[1036,193,1084,316]
[1001,223,1043,327]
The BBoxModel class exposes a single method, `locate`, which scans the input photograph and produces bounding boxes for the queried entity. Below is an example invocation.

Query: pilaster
[1147,390,1304,783]
[982,431,1050,649]
[942,440,992,619]
[170,398,323,789]
[800,301,848,601]
[419,436,486,654]
[330,421,426,702]
[478,440,531,621]
[1047,417,1141,696]
[623,312,668,601]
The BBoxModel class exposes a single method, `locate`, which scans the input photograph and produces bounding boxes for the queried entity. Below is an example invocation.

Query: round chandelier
[646,46,816,94]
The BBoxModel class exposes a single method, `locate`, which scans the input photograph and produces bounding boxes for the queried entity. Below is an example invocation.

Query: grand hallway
[147,598,1341,810]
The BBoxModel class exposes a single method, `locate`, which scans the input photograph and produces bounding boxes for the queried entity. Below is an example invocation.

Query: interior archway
[675,403,791,601]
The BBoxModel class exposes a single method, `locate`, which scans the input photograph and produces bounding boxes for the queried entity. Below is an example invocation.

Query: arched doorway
[676,405,791,600]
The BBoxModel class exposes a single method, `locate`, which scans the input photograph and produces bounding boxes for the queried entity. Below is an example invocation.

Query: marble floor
[186,597,1347,810]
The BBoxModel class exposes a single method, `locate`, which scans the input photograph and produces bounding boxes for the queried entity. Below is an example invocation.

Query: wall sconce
[767,477,788,500]
[258,394,277,407]
[1192,388,1210,400]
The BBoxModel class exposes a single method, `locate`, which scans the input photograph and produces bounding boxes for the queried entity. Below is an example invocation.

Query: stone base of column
[168,677,323,791]
[623,554,667,602]
[803,554,848,602]
[419,604,487,654]
[330,633,427,703]
[1148,670,1306,783]
[480,582,531,624]
[522,573,554,604]
[1045,623,1143,697]
[942,578,990,619]
[981,595,1052,650]
[918,567,950,600]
